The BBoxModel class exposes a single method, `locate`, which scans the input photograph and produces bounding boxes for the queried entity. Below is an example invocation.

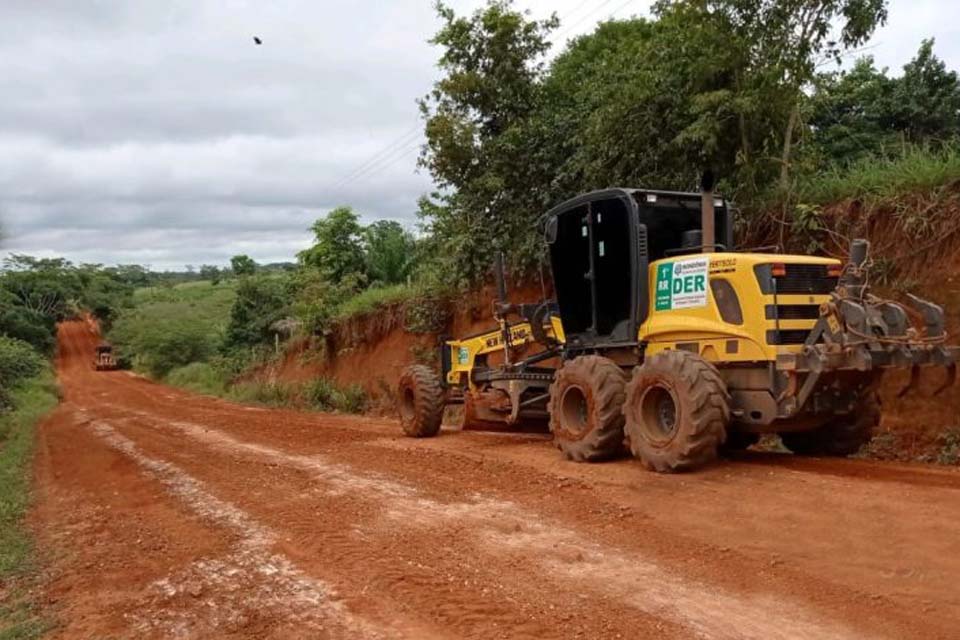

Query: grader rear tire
[781,391,880,456]
[547,356,626,462]
[623,350,730,473]
[397,365,444,438]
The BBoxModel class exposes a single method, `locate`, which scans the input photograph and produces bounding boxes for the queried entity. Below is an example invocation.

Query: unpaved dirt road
[31,320,960,639]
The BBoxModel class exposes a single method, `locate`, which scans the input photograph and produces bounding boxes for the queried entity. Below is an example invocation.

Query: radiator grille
[766,329,811,345]
[776,264,838,294]
[765,304,821,320]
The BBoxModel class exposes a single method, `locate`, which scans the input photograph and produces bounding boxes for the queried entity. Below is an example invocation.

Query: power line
[328,0,628,197]
[330,124,422,190]
[335,136,424,190]
[552,0,619,41]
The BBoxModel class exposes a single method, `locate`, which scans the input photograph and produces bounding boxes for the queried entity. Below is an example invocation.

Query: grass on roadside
[227,377,368,414]
[164,362,228,396]
[793,143,960,205]
[333,284,416,320]
[0,371,59,640]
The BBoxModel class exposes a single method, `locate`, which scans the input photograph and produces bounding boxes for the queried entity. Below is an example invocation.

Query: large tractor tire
[547,355,626,462]
[623,350,730,473]
[397,365,445,438]
[781,391,880,456]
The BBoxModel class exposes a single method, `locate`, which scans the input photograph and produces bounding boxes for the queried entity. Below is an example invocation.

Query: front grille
[765,304,821,320]
[755,263,839,295]
[776,264,838,294]
[766,329,811,345]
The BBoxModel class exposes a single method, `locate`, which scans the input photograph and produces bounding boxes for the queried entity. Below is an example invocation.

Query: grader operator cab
[397,187,958,472]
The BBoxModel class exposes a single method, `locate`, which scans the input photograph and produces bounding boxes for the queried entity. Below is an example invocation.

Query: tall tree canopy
[364,220,417,286]
[416,0,893,285]
[299,206,367,282]
[418,1,559,285]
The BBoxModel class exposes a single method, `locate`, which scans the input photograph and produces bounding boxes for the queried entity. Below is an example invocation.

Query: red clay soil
[29,320,960,638]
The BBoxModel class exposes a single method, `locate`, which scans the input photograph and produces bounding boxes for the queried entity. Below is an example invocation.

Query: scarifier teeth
[934,363,957,396]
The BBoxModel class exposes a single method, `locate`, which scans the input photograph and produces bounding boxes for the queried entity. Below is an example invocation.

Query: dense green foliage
[230,254,258,277]
[364,221,418,286]
[224,275,292,349]
[414,0,960,285]
[299,206,367,282]
[811,40,960,164]
[109,281,237,377]
[0,337,45,400]
[0,256,136,354]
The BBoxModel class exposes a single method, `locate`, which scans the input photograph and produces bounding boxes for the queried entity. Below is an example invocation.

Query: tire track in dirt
[74,411,388,640]
[103,404,869,640]
[96,409,677,639]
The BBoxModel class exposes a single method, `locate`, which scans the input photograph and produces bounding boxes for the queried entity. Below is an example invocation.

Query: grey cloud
[2,0,958,270]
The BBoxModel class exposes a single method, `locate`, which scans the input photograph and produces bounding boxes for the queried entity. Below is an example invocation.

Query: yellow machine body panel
[640,252,840,363]
[445,252,841,387]
[444,316,565,388]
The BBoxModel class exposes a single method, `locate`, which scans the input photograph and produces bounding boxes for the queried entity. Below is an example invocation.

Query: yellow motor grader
[93,343,118,371]
[397,186,958,472]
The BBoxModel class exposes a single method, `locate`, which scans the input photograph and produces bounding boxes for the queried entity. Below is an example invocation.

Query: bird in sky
[253,36,262,45]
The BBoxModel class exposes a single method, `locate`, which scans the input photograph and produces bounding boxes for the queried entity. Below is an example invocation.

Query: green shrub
[224,275,293,349]
[135,322,214,378]
[792,142,960,205]
[0,337,45,397]
[227,380,296,407]
[334,284,415,319]
[403,296,450,334]
[109,280,237,379]
[165,362,227,396]
[303,378,368,414]
[0,307,57,356]
[336,384,368,414]
[937,428,960,465]
[304,377,340,410]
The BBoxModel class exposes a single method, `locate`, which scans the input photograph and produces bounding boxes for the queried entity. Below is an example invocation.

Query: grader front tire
[397,365,445,438]
[623,350,730,473]
[547,356,627,462]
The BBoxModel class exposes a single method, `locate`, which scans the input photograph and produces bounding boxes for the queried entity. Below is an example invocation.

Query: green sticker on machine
[458,347,470,365]
[655,257,709,311]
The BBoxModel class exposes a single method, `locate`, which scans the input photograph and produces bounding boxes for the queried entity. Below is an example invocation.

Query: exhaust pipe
[494,250,508,305]
[700,170,715,253]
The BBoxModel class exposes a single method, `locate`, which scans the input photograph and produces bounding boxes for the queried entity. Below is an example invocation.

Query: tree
[891,39,960,142]
[418,0,559,284]
[809,40,960,164]
[298,206,366,282]
[651,0,889,191]
[364,221,417,285]
[0,305,57,355]
[230,254,257,277]
[809,57,896,162]
[0,255,81,319]
[200,264,222,285]
[224,275,292,348]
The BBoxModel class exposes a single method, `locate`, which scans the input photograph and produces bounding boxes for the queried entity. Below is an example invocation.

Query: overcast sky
[2,0,957,270]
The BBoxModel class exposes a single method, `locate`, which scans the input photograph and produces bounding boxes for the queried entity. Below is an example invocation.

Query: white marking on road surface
[76,413,386,640]
[111,407,872,640]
